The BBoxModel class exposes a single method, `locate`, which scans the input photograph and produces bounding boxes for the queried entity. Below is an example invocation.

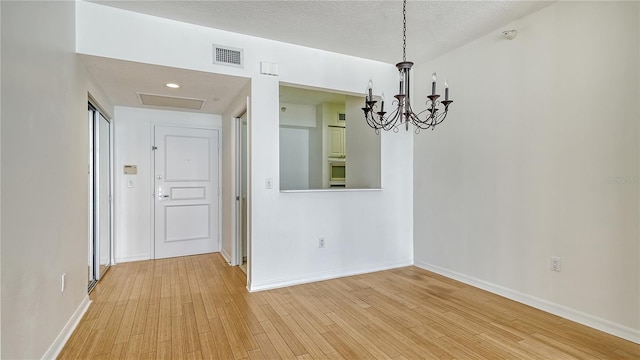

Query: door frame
[150,123,222,259]
[233,115,246,267]
[234,116,242,266]
[88,100,114,292]
[232,99,251,289]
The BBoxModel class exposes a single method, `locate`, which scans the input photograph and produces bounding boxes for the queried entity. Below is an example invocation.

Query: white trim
[280,188,383,193]
[220,248,232,264]
[217,128,223,256]
[41,296,91,360]
[233,116,241,267]
[109,112,116,267]
[245,95,253,294]
[249,260,413,292]
[116,255,151,263]
[414,260,640,345]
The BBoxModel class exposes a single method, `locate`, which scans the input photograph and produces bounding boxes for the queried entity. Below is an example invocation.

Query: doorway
[153,125,221,259]
[88,103,112,292]
[235,113,249,272]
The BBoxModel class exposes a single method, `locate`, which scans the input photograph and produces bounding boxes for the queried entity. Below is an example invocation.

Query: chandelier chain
[402,0,407,62]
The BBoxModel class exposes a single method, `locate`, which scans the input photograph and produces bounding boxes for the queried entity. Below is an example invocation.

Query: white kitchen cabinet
[328,126,345,158]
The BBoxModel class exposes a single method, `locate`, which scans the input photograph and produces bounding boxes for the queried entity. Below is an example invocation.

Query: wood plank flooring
[58,253,639,359]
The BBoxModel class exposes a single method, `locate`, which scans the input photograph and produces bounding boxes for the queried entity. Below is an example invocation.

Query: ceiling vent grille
[137,93,206,110]
[213,45,243,67]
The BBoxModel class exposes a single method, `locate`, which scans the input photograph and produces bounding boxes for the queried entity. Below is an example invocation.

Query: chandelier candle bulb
[367,79,373,101]
[444,79,449,101]
[432,73,437,95]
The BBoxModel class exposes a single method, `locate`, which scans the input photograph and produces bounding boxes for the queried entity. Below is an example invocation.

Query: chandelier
[362,0,453,134]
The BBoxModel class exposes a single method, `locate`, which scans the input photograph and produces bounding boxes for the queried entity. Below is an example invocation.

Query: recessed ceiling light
[165,83,180,89]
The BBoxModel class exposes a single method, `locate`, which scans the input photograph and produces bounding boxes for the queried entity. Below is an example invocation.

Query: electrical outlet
[550,256,561,272]
[61,273,66,292]
[319,237,325,248]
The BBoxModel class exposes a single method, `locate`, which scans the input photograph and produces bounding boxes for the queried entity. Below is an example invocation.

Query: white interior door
[154,125,220,259]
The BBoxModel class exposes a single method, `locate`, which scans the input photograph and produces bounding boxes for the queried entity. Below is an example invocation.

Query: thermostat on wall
[123,165,137,175]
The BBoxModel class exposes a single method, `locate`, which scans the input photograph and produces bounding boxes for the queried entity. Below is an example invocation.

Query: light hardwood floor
[59,253,639,359]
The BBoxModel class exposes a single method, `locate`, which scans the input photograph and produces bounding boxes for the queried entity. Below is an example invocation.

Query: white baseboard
[115,255,151,263]
[414,260,640,345]
[220,248,232,264]
[249,260,413,292]
[41,295,92,360]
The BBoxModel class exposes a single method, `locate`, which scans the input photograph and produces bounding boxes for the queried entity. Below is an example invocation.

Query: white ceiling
[81,55,250,114]
[82,0,554,114]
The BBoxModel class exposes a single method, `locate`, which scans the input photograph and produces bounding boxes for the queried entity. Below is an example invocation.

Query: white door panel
[165,135,212,181]
[154,125,219,259]
[165,204,210,242]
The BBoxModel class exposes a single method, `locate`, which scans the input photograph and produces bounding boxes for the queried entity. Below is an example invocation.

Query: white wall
[77,1,413,291]
[249,76,413,290]
[309,107,323,189]
[76,1,392,93]
[113,107,221,262]
[413,1,639,342]
[279,103,316,128]
[280,127,310,190]
[0,1,110,357]
[346,95,382,189]
[221,83,250,265]
[279,103,316,190]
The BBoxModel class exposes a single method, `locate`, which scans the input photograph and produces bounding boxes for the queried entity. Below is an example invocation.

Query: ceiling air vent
[137,93,206,110]
[213,44,243,68]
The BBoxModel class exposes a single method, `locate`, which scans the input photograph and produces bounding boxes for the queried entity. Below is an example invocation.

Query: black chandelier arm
[405,86,452,130]
[362,100,380,128]
[364,111,383,130]
[411,106,450,130]
[413,106,436,121]
[379,112,400,132]
[363,98,405,130]
[364,107,393,131]
[407,111,433,130]
[362,84,452,133]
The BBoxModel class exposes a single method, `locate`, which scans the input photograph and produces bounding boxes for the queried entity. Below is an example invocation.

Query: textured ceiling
[82,0,554,114]
[92,0,554,64]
